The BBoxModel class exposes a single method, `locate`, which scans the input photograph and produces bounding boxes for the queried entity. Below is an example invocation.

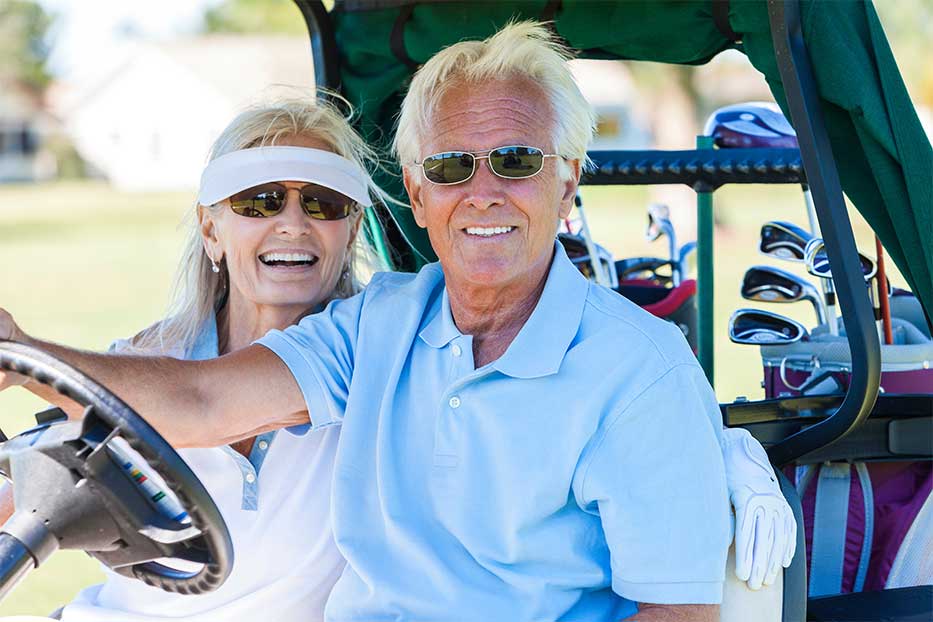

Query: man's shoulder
[578,284,695,369]
[361,263,445,311]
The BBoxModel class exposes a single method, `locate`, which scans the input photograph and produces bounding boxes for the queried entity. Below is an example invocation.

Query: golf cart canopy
[300,0,932,325]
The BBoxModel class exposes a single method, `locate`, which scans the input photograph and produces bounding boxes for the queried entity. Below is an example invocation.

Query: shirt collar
[418,242,589,378]
[187,308,220,360]
[492,242,588,378]
[418,286,460,349]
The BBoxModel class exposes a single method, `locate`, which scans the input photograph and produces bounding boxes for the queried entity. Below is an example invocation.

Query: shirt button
[258,440,269,450]
[451,344,462,357]
[245,473,256,484]
[448,396,461,409]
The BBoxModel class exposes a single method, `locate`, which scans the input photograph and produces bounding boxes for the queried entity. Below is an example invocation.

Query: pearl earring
[210,257,220,274]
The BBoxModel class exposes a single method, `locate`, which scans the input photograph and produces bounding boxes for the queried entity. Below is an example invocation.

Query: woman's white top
[61,318,344,622]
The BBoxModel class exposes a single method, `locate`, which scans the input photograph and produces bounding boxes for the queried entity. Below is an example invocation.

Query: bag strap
[809,463,853,596]
[711,0,740,43]
[808,463,875,596]
[853,463,875,593]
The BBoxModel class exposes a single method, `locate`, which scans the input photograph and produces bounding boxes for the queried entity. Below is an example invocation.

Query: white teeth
[259,252,316,262]
[465,226,514,237]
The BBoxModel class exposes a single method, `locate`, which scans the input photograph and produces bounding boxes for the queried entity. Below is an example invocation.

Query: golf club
[740,265,827,325]
[728,308,809,345]
[677,241,697,283]
[646,203,678,284]
[616,256,674,285]
[758,221,813,262]
[573,193,612,288]
[758,220,839,336]
[875,236,893,344]
[804,238,881,340]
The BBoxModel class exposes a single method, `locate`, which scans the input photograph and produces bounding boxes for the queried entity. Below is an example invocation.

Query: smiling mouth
[258,252,319,267]
[464,226,515,237]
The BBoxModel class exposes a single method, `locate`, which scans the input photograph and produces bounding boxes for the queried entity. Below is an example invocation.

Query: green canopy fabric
[331,0,932,320]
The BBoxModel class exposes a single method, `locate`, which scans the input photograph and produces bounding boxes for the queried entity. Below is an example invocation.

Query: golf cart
[0,1,930,620]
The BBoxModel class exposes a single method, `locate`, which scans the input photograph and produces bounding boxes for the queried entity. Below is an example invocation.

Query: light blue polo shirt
[258,243,730,622]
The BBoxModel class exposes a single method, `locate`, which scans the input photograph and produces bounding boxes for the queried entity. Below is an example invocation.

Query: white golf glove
[722,426,797,590]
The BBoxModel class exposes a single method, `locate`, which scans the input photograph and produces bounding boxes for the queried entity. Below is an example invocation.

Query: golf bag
[557,233,699,352]
[758,293,933,596]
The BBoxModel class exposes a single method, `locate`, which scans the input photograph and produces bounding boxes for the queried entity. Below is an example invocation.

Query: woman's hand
[0,308,30,391]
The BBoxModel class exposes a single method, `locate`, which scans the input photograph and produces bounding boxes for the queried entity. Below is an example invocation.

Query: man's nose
[463,159,505,211]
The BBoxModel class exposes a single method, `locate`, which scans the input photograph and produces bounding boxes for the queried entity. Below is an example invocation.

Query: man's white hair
[393,20,596,168]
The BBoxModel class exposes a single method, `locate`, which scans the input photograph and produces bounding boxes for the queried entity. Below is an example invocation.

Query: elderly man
[0,21,796,622]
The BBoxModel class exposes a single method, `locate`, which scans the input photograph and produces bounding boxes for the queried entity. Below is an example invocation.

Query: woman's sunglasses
[414,145,560,185]
[228,183,356,220]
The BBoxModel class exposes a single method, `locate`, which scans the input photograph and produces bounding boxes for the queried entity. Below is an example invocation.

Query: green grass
[0,180,898,615]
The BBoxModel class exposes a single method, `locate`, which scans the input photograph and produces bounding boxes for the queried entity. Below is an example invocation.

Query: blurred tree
[875,0,933,106]
[202,0,314,35]
[0,0,52,95]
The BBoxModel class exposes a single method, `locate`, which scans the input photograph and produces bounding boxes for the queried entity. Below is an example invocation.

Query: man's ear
[402,166,428,229]
[198,205,223,262]
[558,158,582,220]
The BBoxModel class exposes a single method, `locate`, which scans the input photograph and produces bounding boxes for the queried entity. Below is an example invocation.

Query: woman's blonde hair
[393,20,596,170]
[132,94,388,355]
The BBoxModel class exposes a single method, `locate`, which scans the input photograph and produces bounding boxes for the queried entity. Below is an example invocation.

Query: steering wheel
[0,340,233,598]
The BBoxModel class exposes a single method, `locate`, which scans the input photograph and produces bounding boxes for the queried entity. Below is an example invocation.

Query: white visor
[198,146,373,208]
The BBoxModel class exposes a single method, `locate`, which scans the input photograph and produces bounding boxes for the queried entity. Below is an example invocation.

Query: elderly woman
[1,97,384,622]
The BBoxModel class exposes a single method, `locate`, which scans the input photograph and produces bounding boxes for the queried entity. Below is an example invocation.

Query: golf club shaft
[574,196,610,288]
[875,236,893,345]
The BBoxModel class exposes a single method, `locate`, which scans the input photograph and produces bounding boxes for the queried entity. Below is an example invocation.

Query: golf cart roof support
[295,0,341,91]
[764,0,880,466]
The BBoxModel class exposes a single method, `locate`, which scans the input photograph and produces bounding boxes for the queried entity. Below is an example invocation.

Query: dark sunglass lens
[423,152,473,184]
[300,185,354,220]
[489,146,544,178]
[229,184,286,217]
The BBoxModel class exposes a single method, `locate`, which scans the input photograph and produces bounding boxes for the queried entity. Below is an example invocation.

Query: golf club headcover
[723,427,798,590]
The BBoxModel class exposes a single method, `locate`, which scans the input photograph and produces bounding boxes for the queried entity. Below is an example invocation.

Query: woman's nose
[274,189,312,234]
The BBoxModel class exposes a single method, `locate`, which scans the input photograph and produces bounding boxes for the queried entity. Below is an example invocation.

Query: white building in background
[0,81,57,183]
[570,60,652,151]
[49,36,315,191]
[50,37,654,191]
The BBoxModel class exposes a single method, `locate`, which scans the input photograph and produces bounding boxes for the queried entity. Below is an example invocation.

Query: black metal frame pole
[293,0,341,91]
[765,0,880,466]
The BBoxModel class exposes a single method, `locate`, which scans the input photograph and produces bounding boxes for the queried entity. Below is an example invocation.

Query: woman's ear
[348,210,364,248]
[198,204,223,262]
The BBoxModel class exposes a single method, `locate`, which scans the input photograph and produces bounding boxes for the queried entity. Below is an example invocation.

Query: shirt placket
[223,431,277,511]
[433,335,492,470]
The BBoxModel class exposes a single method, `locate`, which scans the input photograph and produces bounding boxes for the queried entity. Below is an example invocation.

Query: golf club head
[616,256,674,284]
[759,221,813,262]
[804,238,877,280]
[645,203,671,242]
[703,102,798,149]
[729,309,809,345]
[741,265,826,324]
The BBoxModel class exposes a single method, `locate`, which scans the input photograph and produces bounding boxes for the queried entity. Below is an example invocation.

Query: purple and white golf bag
[760,292,933,595]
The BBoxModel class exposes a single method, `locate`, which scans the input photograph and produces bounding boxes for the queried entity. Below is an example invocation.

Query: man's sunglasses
[414,145,560,185]
[228,183,356,220]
